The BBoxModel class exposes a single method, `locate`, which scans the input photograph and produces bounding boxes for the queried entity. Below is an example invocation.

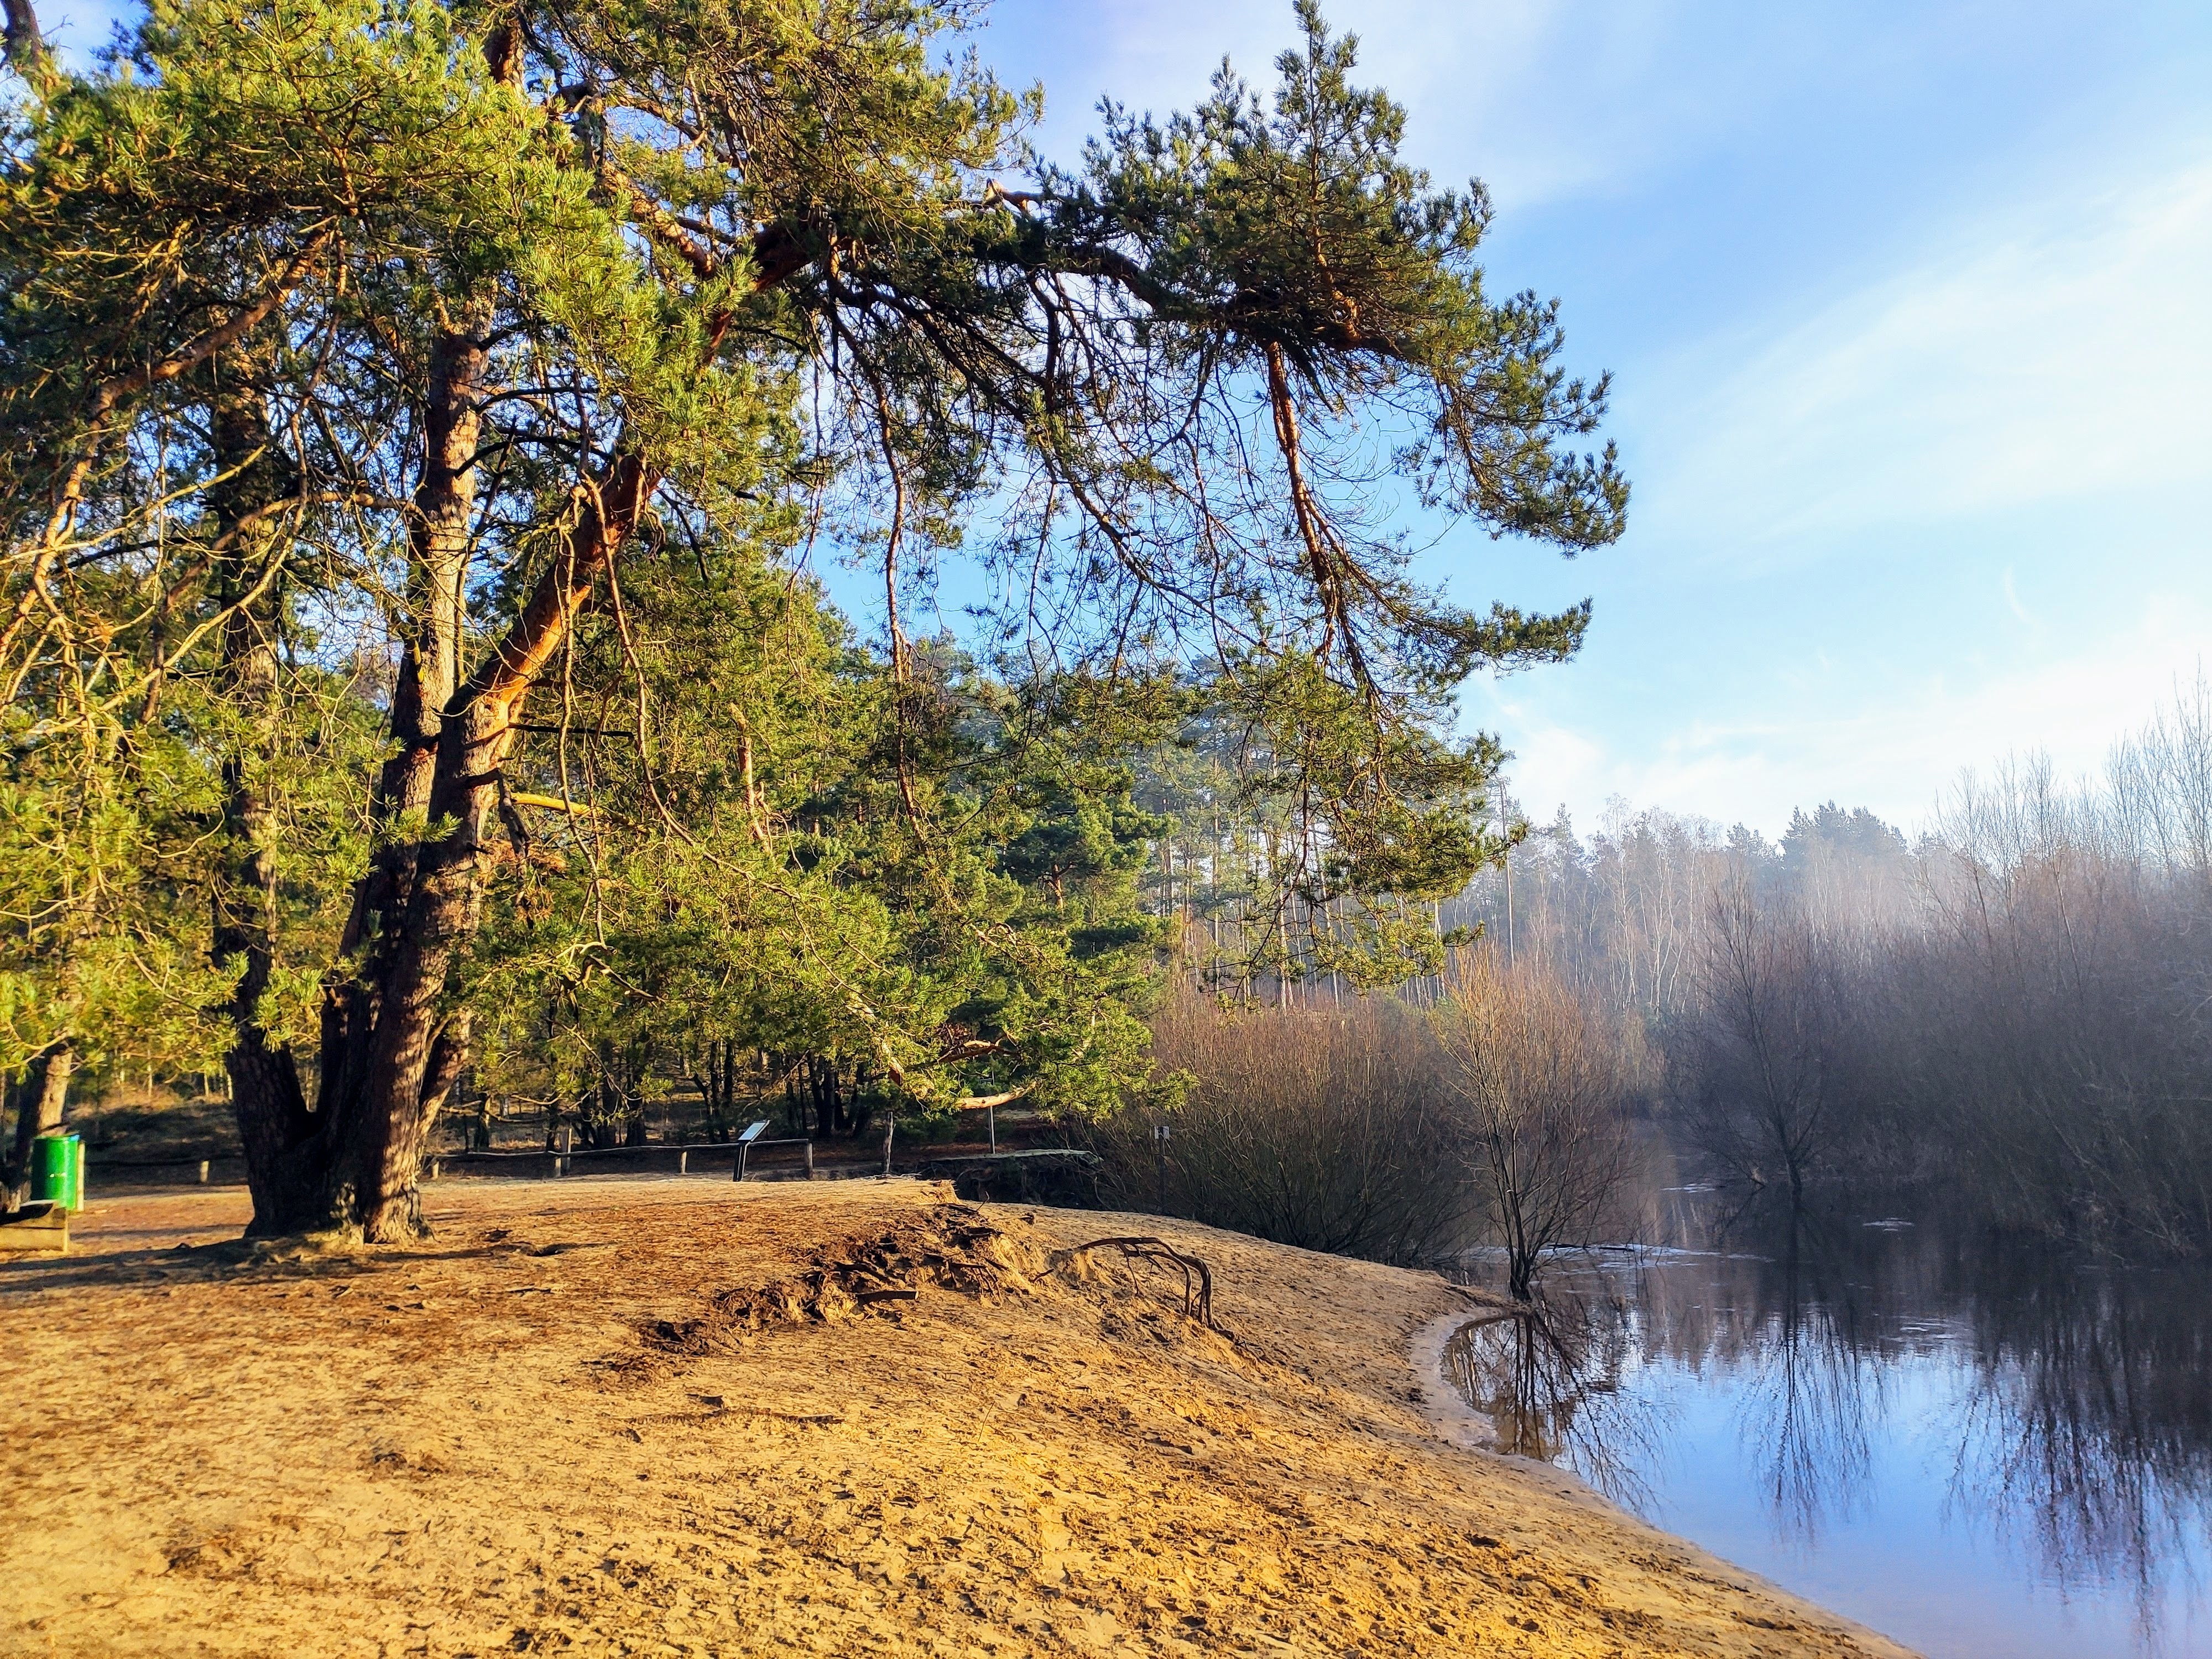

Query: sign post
[733,1119,770,1182]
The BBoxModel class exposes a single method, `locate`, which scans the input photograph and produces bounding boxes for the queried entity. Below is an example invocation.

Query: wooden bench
[0,1201,69,1255]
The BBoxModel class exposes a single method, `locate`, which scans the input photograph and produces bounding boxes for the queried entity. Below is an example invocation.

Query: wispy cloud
[993,0,1827,207]
[1482,594,2212,834]
[1632,151,2212,564]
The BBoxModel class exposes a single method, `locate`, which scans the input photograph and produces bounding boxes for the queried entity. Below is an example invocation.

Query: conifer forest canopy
[0,0,1625,1239]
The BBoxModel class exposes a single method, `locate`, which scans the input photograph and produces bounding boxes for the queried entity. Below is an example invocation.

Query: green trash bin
[32,1133,80,1211]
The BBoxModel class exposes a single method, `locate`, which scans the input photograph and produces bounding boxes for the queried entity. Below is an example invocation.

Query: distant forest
[1123,679,2212,1262]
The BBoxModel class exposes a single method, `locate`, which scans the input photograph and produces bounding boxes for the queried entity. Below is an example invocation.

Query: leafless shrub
[1433,955,1641,1298]
[1091,988,1470,1265]
[1672,883,1859,1201]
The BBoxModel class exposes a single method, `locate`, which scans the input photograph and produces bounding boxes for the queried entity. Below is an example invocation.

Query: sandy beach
[0,1177,1916,1657]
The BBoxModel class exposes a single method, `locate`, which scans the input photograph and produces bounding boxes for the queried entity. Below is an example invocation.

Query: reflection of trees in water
[1950,1252,2212,1628]
[1440,1285,1661,1509]
[1723,1196,1882,1542]
[1651,1187,2212,1623]
[1719,1199,1876,1543]
[1571,1192,1884,1540]
[1449,1179,2212,1639]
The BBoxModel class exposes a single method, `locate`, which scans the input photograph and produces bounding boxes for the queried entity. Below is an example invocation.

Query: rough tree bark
[259,217,802,1238]
[4,1040,74,1209]
[301,315,494,1238]
[222,312,500,1237]
[212,293,664,1238]
[207,350,326,1229]
[335,446,655,1240]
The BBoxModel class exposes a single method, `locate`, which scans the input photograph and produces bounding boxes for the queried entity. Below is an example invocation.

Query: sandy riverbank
[0,1177,1916,1657]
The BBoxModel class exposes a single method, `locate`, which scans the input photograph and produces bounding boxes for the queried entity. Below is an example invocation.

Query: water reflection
[1951,1243,2212,1635]
[1438,1285,1657,1509]
[1693,1198,1877,1544]
[1444,1191,2212,1658]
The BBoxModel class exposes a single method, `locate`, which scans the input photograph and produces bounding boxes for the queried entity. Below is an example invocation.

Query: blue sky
[34,0,2212,835]
[973,0,2212,836]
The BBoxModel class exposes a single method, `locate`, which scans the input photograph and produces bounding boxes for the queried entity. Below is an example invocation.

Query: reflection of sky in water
[1448,1203,2212,1659]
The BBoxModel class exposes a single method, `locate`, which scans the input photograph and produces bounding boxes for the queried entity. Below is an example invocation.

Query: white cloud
[1483,706,1607,822]
[1486,596,2212,835]
[1635,150,2212,561]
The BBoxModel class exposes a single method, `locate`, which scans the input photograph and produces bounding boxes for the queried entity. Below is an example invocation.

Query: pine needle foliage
[0,0,1623,1235]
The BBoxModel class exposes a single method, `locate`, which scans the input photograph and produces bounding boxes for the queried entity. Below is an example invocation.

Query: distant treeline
[1522,679,2212,1254]
[1110,679,2212,1265]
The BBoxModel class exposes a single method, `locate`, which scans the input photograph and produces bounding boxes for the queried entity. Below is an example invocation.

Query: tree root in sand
[645,1206,1232,1353]
[646,1206,1047,1350]
[1049,1235,1219,1330]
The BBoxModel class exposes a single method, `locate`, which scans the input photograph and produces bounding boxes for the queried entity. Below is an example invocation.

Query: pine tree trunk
[337,445,655,1241]
[206,352,333,1233]
[4,1040,72,1209]
[305,318,488,1238]
[227,221,788,1238]
[205,316,500,1238]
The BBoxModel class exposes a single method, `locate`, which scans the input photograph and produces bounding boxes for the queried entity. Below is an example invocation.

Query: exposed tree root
[645,1205,1046,1351]
[1051,1235,1220,1331]
[642,1208,1237,1355]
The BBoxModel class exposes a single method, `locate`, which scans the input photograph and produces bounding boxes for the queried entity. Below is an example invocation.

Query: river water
[1442,1188,2212,1658]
